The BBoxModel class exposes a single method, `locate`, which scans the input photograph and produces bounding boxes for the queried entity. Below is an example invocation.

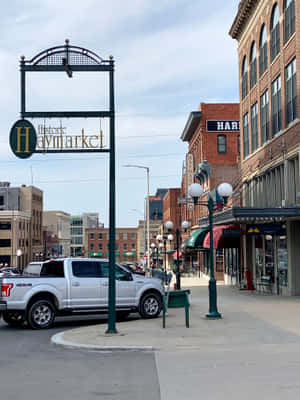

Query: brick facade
[181,103,240,227]
[86,227,138,264]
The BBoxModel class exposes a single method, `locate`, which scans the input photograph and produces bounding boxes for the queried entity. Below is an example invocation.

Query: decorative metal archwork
[25,39,109,66]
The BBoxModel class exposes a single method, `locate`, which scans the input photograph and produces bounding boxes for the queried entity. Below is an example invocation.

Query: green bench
[162,289,190,328]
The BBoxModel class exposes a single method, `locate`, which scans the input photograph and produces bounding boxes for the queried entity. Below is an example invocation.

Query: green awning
[187,229,209,248]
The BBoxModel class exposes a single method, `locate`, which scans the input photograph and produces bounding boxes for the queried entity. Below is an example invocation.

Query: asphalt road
[0,315,161,400]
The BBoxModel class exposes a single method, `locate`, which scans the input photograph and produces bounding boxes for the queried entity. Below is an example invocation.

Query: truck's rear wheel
[2,311,24,327]
[27,299,55,329]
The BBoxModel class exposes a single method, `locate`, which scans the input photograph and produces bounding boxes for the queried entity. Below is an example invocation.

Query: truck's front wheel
[139,292,162,319]
[27,299,55,329]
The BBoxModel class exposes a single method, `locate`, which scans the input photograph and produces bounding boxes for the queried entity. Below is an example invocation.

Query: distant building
[0,183,43,269]
[86,227,138,263]
[149,188,168,220]
[43,211,71,257]
[70,213,99,256]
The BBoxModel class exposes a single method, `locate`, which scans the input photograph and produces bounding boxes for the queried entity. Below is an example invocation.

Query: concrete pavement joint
[51,332,154,352]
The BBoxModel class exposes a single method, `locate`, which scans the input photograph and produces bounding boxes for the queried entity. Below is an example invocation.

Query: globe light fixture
[165,220,174,231]
[217,183,233,204]
[181,220,190,231]
[167,234,174,241]
[188,183,203,204]
[156,234,163,241]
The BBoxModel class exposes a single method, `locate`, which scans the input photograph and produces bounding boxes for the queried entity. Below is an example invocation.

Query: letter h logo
[16,126,30,153]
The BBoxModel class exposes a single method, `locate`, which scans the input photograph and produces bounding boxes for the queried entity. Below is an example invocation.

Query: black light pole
[175,228,181,290]
[188,182,233,319]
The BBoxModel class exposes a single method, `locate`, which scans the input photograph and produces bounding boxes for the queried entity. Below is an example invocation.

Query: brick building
[230,0,300,294]
[180,102,241,281]
[86,227,138,264]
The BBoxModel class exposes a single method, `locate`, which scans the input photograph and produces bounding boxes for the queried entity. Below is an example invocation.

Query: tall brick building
[180,103,241,281]
[230,0,300,294]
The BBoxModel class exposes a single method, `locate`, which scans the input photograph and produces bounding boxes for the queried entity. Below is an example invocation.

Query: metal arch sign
[9,119,37,159]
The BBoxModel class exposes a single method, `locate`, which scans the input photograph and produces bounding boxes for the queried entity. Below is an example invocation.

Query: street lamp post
[157,221,173,282]
[124,165,150,274]
[16,248,22,272]
[160,220,190,290]
[188,182,233,319]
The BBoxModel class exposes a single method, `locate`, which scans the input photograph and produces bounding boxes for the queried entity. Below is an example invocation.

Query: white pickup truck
[0,258,164,329]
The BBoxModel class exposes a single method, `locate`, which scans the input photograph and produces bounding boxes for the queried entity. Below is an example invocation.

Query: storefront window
[255,236,264,278]
[277,236,288,286]
[265,235,275,282]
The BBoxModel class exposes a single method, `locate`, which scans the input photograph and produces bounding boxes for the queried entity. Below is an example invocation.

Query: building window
[98,233,102,240]
[243,113,249,158]
[270,4,280,62]
[272,75,282,136]
[90,244,94,251]
[250,42,257,88]
[123,243,127,250]
[260,90,269,145]
[242,56,248,99]
[131,243,136,250]
[123,232,127,240]
[115,233,119,240]
[0,221,11,230]
[90,233,94,240]
[131,233,136,240]
[237,135,240,153]
[284,0,295,43]
[115,243,119,250]
[251,103,258,152]
[285,58,297,125]
[217,135,227,153]
[259,25,268,76]
[98,243,102,251]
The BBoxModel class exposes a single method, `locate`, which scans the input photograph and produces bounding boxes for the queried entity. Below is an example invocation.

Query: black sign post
[10,40,118,334]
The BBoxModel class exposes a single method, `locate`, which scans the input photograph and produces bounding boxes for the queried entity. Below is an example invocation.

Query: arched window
[284,0,295,43]
[242,56,248,99]
[259,25,268,75]
[250,42,257,88]
[270,4,280,61]
[217,135,227,154]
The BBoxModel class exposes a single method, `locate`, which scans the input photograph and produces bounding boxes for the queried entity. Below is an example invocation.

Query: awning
[187,229,209,248]
[203,225,240,249]
[173,250,182,259]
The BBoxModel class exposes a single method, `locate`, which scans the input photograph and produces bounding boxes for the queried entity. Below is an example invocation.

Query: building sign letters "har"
[206,120,240,132]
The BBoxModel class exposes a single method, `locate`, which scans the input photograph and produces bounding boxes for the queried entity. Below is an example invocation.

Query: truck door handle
[72,282,80,287]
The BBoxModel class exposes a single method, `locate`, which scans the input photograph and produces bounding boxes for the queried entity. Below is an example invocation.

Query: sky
[1,0,240,227]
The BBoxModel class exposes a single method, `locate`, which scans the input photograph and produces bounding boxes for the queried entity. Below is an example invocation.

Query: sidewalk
[51,277,300,399]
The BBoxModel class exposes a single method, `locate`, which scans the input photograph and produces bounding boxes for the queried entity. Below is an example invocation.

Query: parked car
[0,257,164,329]
[0,268,20,277]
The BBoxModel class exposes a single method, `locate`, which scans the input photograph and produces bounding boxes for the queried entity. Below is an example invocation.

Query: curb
[51,332,154,352]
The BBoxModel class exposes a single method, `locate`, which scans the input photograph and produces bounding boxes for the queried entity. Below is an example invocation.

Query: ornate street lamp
[188,182,233,319]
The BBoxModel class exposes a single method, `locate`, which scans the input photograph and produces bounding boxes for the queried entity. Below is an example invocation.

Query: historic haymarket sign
[206,120,240,132]
[36,124,104,151]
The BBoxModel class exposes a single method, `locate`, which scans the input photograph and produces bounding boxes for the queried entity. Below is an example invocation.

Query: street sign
[9,119,37,159]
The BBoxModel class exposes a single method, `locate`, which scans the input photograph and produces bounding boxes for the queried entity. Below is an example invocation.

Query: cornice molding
[229,0,260,40]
